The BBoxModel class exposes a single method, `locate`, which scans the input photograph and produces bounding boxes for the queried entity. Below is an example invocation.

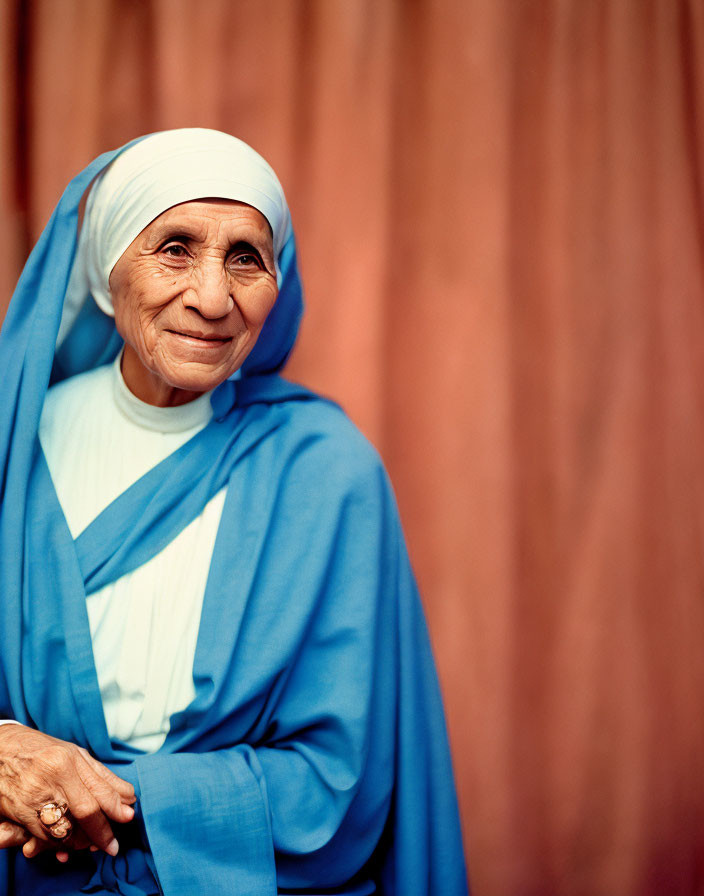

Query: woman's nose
[182,261,234,319]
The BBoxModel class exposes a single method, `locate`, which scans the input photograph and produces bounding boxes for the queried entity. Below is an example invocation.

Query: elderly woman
[0,129,467,896]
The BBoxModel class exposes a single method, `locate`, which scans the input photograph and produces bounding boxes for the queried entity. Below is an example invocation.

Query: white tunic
[37,355,226,753]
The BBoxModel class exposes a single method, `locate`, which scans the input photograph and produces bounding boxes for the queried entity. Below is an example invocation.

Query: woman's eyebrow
[146,223,207,245]
[229,238,274,258]
[230,239,259,252]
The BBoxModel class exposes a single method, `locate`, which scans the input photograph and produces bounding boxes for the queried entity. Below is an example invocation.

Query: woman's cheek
[247,282,278,326]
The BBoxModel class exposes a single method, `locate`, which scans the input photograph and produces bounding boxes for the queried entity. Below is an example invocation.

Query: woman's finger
[76,755,134,823]
[22,836,40,858]
[22,836,55,858]
[0,821,29,849]
[60,776,118,856]
[23,818,93,859]
[78,750,136,804]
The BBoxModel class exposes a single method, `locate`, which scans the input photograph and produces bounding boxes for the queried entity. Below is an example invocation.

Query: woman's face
[109,199,278,406]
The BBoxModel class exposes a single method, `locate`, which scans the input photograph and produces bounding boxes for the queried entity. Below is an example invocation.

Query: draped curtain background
[2,1,704,893]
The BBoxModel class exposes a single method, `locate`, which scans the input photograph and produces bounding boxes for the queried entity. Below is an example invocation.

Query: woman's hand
[0,816,98,863]
[0,725,135,860]
[0,817,94,863]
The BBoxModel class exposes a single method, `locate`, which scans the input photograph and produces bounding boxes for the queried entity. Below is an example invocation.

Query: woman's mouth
[166,330,232,350]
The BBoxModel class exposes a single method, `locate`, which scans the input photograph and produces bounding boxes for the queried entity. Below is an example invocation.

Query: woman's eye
[231,254,260,268]
[162,243,188,258]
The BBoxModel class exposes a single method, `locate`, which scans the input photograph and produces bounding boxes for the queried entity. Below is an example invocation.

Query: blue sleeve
[134,747,277,894]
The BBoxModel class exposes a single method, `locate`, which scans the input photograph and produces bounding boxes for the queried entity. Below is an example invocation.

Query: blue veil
[0,138,468,896]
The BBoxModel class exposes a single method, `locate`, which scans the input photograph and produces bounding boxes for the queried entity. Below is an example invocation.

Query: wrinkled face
[109,199,278,406]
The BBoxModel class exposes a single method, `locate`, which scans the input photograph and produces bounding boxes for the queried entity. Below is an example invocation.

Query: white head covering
[59,128,292,347]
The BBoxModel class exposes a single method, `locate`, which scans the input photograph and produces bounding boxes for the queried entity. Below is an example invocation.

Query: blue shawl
[0,142,468,896]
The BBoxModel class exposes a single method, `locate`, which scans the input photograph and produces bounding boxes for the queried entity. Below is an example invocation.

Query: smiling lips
[166,329,232,349]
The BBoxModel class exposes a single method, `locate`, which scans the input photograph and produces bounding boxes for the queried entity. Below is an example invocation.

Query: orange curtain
[3,1,704,893]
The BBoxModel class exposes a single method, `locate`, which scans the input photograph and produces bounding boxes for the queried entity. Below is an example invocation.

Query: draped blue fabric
[0,140,468,895]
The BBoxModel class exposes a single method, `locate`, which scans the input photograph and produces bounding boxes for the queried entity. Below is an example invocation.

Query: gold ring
[37,801,73,840]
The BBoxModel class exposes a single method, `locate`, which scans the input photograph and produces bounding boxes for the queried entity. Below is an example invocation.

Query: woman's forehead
[141,198,274,243]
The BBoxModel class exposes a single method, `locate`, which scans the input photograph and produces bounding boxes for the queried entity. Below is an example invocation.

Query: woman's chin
[159,364,235,397]
[127,359,239,406]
